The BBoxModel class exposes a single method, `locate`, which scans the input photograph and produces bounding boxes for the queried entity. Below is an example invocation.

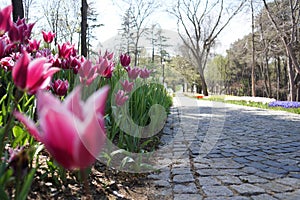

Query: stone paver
[147,93,300,199]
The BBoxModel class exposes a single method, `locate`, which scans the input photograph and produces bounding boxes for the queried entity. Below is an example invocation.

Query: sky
[0,0,252,55]
[95,0,252,55]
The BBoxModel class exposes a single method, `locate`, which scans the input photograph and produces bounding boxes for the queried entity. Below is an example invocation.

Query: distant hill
[97,29,183,57]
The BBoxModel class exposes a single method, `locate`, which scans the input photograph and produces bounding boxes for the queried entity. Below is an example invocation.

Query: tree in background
[23,0,35,21]
[205,54,229,94]
[11,0,24,21]
[119,0,160,66]
[262,0,300,101]
[170,0,245,96]
[119,7,135,54]
[81,0,88,57]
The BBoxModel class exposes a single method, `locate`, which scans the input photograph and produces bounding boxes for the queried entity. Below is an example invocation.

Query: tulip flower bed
[0,5,172,199]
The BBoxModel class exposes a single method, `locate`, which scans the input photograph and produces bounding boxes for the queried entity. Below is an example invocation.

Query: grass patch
[197,95,300,115]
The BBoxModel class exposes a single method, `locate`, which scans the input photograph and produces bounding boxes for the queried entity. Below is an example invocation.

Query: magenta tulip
[0,5,12,36]
[0,57,14,71]
[14,85,109,170]
[42,30,55,43]
[27,39,41,53]
[12,51,60,94]
[52,79,69,96]
[8,18,35,43]
[58,42,73,59]
[120,53,131,67]
[102,64,114,78]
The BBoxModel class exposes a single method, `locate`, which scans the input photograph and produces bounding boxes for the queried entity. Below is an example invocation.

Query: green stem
[80,168,92,199]
[0,90,24,159]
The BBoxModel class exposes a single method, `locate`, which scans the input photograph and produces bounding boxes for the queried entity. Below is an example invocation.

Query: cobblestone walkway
[147,93,300,200]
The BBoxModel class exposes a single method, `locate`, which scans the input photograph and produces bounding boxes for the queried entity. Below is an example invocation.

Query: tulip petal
[12,52,29,89]
[74,111,106,169]
[26,58,47,88]
[36,90,61,114]
[13,111,41,142]
[85,85,109,116]
[39,107,78,169]
[63,86,84,120]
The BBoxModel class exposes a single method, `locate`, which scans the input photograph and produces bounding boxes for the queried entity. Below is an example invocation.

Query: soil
[27,161,154,200]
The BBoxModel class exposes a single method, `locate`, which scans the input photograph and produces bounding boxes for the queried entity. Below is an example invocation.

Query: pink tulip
[96,57,109,75]
[14,85,109,170]
[139,68,151,79]
[120,53,130,67]
[12,51,60,94]
[127,67,140,80]
[115,90,129,107]
[42,30,55,43]
[0,5,12,36]
[120,80,134,93]
[103,50,114,60]
[79,60,98,85]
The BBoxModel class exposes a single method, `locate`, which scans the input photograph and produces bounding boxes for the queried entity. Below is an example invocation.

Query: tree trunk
[11,0,24,22]
[251,0,256,97]
[287,57,296,101]
[200,75,208,96]
[276,56,281,100]
[81,0,88,57]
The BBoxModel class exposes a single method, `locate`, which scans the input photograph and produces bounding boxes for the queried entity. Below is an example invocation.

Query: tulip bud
[120,53,131,67]
[52,79,69,96]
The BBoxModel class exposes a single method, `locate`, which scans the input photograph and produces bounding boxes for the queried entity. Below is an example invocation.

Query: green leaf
[19,168,36,200]
[0,168,13,187]
[110,149,131,157]
[0,94,7,105]
[0,187,9,200]
[120,156,135,168]
[12,126,26,147]
[13,126,24,138]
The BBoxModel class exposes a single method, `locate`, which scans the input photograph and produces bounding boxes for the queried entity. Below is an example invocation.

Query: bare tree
[262,0,300,101]
[170,0,245,96]
[23,0,35,21]
[250,0,256,97]
[120,0,160,66]
[42,1,61,45]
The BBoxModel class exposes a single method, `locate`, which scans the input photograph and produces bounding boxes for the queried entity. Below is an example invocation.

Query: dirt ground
[26,161,154,200]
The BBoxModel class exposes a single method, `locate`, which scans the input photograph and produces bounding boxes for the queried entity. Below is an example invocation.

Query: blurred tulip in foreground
[14,85,109,170]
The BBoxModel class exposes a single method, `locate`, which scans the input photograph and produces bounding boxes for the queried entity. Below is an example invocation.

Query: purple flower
[268,101,300,108]
[120,53,130,67]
